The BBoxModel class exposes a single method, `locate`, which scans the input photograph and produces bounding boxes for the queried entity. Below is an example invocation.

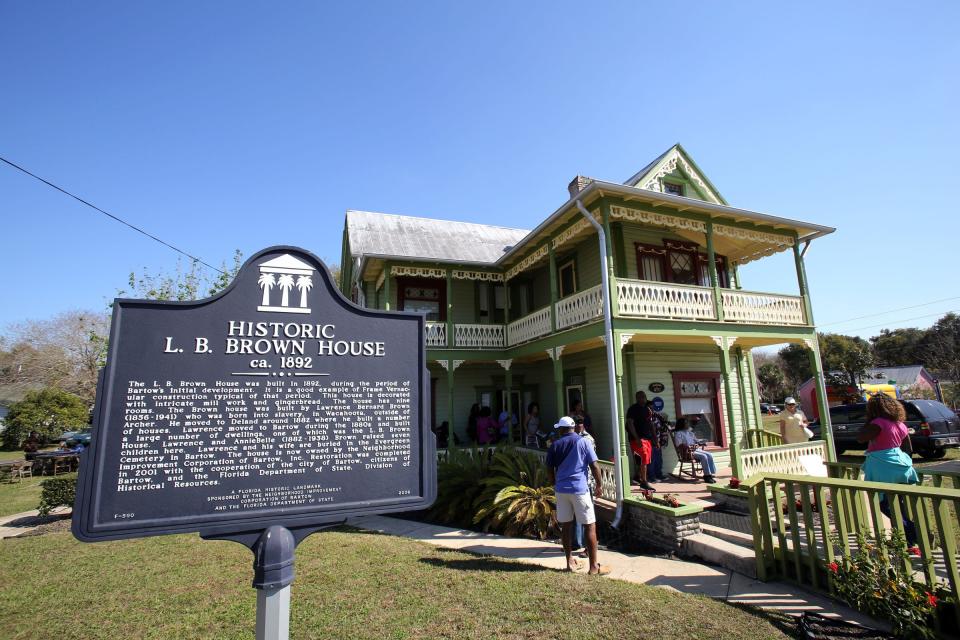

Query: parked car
[808,399,960,459]
[759,403,781,415]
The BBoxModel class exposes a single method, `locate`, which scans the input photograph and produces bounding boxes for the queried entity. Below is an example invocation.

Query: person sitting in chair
[673,418,716,483]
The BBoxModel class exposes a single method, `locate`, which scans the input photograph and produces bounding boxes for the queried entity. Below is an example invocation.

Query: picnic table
[32,452,80,476]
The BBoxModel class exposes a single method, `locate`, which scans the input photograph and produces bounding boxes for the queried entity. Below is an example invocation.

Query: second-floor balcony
[423,279,807,350]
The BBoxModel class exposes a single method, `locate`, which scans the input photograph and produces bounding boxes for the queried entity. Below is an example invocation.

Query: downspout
[576,200,625,527]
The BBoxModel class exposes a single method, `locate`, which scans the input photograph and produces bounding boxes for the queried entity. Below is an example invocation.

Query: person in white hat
[779,397,810,444]
[545,416,608,575]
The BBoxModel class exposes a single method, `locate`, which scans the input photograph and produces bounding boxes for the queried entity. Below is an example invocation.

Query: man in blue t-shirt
[546,416,608,575]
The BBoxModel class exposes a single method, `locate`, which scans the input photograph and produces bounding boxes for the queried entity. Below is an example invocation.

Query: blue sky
[2,1,958,339]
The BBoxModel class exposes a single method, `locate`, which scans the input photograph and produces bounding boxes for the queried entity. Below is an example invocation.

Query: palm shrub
[426,448,491,528]
[474,446,556,540]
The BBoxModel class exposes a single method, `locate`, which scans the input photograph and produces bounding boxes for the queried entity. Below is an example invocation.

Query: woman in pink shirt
[857,394,919,550]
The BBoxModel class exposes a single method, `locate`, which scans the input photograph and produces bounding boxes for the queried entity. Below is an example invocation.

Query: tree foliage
[819,333,874,389]
[0,310,110,404]
[870,328,925,366]
[917,313,960,382]
[756,362,789,402]
[777,343,812,391]
[120,250,244,302]
[2,388,89,448]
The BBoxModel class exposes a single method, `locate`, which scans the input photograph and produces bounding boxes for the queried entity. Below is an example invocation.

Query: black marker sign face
[73,246,434,542]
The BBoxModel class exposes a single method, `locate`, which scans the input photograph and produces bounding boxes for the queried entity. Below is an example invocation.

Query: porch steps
[679,507,759,578]
[681,533,757,578]
[699,522,755,548]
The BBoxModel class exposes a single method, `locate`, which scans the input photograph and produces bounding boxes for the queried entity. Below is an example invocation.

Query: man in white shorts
[546,416,608,575]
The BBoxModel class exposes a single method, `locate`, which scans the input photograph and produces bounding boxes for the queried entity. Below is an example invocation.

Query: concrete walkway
[347,515,888,632]
[0,508,70,539]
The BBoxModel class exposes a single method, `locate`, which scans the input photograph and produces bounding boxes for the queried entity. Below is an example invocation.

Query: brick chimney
[567,175,594,199]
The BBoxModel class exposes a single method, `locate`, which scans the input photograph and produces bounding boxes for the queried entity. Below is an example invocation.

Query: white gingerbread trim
[609,205,707,234]
[505,244,549,281]
[436,360,449,371]
[711,336,726,349]
[714,223,795,248]
[375,270,386,291]
[496,359,513,371]
[546,346,565,361]
[391,265,447,279]
[551,216,594,250]
[452,269,503,282]
[639,152,721,204]
[619,333,635,349]
[803,338,818,351]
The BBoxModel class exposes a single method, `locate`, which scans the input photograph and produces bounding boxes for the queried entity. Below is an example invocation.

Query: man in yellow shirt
[779,397,810,444]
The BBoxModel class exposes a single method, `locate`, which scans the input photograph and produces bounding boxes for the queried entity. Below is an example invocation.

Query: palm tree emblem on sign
[258,273,276,306]
[277,274,295,307]
[296,275,313,308]
[256,254,315,314]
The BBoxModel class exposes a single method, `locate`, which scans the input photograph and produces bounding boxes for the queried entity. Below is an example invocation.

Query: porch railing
[454,323,506,349]
[555,284,603,330]
[745,428,785,449]
[424,321,447,348]
[507,306,552,346]
[596,460,618,502]
[615,278,717,321]
[740,440,828,480]
[745,472,960,630]
[720,290,806,325]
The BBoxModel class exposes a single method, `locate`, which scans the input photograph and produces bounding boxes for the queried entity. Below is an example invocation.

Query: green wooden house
[339,144,837,489]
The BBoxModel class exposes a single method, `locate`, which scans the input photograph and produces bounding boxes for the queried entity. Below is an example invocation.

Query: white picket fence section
[740,440,828,480]
[555,284,604,330]
[424,321,447,347]
[454,323,506,349]
[720,290,806,325]
[616,278,717,320]
[507,306,552,346]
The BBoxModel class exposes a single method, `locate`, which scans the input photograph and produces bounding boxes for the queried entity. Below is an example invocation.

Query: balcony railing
[616,278,717,321]
[555,284,604,330]
[455,323,505,349]
[424,322,447,348]
[424,281,807,350]
[507,306,552,346]
[720,289,806,325]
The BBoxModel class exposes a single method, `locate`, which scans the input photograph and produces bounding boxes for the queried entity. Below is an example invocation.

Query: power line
[0,155,224,274]
[839,309,959,334]
[818,295,960,328]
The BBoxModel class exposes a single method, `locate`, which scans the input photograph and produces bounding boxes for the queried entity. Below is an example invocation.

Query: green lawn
[0,476,46,517]
[0,447,56,461]
[0,527,795,640]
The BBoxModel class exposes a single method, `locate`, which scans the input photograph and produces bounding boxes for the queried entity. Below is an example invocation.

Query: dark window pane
[664,182,683,195]
[845,404,867,423]
[829,406,848,424]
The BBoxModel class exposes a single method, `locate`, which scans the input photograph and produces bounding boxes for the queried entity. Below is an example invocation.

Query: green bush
[2,388,89,449]
[428,446,557,540]
[38,475,77,516]
[427,448,492,528]
[474,446,556,539]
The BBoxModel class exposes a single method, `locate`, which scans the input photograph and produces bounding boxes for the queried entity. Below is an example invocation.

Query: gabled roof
[861,366,932,385]
[622,143,727,205]
[346,210,529,265]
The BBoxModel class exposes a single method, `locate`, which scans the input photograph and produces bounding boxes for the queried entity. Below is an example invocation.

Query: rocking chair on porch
[670,431,703,480]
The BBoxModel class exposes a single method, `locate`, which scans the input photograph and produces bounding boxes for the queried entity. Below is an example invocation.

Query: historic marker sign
[73,246,435,542]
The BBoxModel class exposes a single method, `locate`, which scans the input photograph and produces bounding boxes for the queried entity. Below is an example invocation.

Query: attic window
[663,182,684,196]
